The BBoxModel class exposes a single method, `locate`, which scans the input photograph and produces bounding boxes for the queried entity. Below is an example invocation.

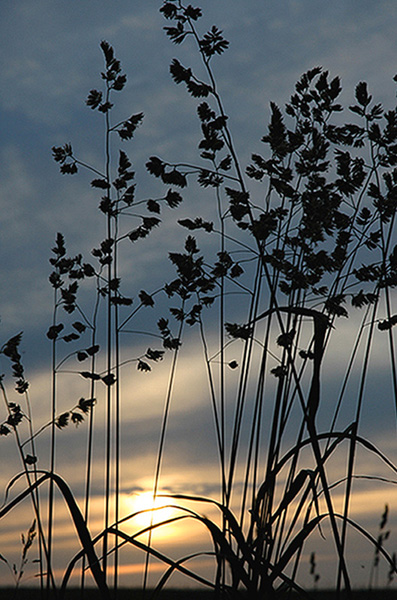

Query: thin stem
[47,290,59,599]
[103,82,113,583]
[142,314,185,597]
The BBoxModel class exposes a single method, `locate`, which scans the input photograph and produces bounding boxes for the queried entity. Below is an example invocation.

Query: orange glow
[122,491,179,534]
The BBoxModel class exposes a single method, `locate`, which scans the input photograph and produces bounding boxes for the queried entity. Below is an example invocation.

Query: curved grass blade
[150,551,217,599]
[107,527,217,589]
[0,471,110,599]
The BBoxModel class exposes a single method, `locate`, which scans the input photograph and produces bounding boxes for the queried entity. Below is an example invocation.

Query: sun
[123,491,177,532]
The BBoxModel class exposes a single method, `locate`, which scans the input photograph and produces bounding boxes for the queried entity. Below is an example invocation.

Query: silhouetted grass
[1,2,396,599]
[0,589,397,600]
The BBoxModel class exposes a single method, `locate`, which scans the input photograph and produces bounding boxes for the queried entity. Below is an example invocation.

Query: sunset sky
[1,0,397,592]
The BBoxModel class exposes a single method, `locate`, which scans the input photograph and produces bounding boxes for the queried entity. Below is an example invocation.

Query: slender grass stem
[142,314,185,597]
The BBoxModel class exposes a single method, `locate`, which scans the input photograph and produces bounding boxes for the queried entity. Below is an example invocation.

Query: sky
[0,0,397,593]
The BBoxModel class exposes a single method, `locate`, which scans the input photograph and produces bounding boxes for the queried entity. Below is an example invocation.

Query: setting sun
[123,492,178,532]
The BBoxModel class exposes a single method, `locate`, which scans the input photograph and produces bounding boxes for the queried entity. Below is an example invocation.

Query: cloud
[0,2,163,125]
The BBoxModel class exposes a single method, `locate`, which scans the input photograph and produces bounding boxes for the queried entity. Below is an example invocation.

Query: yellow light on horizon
[122,491,178,535]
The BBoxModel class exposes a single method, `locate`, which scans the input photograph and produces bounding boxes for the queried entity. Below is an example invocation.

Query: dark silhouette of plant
[369,504,393,590]
[0,2,397,599]
[141,2,397,598]
[0,519,37,594]
[1,37,182,599]
[309,551,320,590]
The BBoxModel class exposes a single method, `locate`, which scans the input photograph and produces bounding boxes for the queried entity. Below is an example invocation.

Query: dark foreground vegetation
[1,589,397,600]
